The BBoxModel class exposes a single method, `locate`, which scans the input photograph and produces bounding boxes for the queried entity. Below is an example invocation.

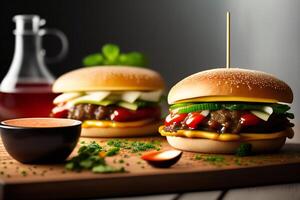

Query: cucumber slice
[170,103,193,110]
[66,99,115,108]
[171,102,292,116]
[223,104,265,110]
[118,101,138,110]
[176,103,222,114]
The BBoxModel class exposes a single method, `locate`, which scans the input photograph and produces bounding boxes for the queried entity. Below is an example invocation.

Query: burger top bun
[53,66,165,93]
[168,68,293,104]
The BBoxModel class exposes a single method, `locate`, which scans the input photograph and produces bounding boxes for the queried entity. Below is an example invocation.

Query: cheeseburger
[51,66,165,137]
[159,68,294,153]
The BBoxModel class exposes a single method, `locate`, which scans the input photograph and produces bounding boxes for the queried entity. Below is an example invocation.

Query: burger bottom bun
[166,136,287,154]
[81,121,161,138]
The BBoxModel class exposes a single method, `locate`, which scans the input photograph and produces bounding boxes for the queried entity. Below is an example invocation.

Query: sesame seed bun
[168,68,293,104]
[53,66,165,93]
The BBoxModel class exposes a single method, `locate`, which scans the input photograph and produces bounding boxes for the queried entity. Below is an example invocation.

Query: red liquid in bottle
[0,83,58,120]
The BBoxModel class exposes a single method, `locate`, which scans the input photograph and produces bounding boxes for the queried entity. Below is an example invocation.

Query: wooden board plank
[0,137,300,200]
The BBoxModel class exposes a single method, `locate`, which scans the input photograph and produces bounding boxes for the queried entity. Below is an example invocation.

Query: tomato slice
[240,113,261,126]
[185,112,205,129]
[111,107,161,122]
[164,113,188,126]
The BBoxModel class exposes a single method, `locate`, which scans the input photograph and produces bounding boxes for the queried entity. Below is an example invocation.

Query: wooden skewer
[226,11,231,69]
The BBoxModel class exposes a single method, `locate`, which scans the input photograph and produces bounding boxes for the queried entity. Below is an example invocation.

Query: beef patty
[164,110,293,134]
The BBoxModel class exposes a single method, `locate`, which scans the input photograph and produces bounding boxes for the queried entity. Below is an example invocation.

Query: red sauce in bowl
[2,118,81,128]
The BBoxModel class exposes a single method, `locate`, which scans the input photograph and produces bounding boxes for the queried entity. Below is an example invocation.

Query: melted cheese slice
[159,126,294,141]
[176,96,278,103]
[82,119,154,128]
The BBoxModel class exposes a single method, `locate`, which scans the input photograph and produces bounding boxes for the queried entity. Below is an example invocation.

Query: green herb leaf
[79,159,94,169]
[83,43,148,67]
[272,104,291,114]
[65,141,119,173]
[236,143,252,157]
[204,155,224,163]
[106,147,120,156]
[65,162,75,170]
[118,52,148,67]
[195,154,202,160]
[286,112,295,119]
[123,52,148,67]
[83,53,104,66]
[102,44,120,61]
[92,165,125,173]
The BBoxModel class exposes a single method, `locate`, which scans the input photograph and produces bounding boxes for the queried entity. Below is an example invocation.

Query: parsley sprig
[83,44,148,67]
[65,141,124,173]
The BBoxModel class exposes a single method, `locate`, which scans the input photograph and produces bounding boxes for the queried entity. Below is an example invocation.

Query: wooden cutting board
[0,137,300,200]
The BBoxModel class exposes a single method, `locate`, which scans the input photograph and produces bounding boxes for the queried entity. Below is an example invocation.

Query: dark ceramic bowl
[0,118,81,164]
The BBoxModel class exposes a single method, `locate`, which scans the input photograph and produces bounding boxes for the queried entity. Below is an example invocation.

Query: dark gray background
[1,0,299,141]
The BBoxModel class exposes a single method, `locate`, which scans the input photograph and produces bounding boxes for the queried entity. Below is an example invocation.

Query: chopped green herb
[106,147,120,156]
[106,139,161,153]
[236,143,252,157]
[235,158,242,166]
[92,165,124,173]
[204,155,225,163]
[65,141,124,174]
[195,154,202,160]
[119,159,125,164]
[20,170,27,176]
[131,141,155,152]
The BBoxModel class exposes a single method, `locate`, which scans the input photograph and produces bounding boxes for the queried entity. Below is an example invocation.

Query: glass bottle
[0,15,68,119]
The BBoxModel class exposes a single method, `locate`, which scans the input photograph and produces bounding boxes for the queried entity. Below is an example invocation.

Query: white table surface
[99,183,300,200]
